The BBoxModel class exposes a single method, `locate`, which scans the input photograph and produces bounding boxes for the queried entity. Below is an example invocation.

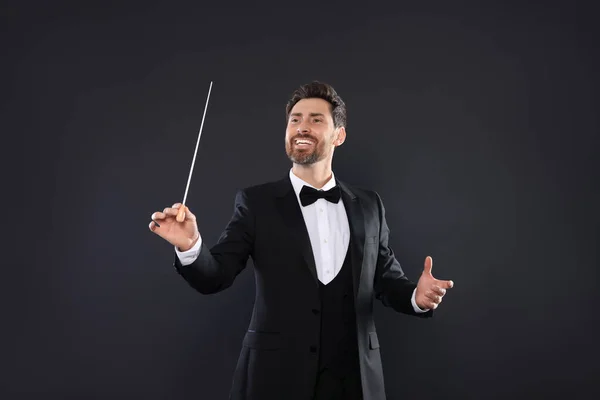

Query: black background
[3,1,599,398]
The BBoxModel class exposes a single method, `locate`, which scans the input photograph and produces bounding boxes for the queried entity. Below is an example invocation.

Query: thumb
[423,256,433,276]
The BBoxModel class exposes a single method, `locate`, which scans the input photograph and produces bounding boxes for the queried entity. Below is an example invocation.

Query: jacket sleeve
[372,192,433,318]
[173,189,255,294]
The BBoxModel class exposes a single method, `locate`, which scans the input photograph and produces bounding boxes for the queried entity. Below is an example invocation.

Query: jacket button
[312,308,320,315]
[310,345,317,353]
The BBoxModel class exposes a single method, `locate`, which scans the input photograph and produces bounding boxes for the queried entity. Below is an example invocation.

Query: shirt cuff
[411,288,429,313]
[174,235,203,266]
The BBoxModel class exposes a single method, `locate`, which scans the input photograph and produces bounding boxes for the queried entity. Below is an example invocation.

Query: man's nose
[297,125,310,134]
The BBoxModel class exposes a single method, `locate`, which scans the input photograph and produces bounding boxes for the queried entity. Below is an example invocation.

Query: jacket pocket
[369,331,380,349]
[243,331,282,350]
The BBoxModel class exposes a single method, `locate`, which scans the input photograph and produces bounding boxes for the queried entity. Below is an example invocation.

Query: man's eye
[313,118,322,123]
[290,118,299,123]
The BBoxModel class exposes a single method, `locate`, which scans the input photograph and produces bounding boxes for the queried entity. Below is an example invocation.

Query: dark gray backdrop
[4,1,599,399]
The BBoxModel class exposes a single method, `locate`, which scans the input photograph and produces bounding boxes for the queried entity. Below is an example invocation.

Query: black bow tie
[299,185,341,207]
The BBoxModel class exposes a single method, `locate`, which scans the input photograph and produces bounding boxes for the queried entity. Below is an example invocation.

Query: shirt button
[320,208,323,213]
[324,239,328,243]
[310,345,318,353]
[312,308,320,315]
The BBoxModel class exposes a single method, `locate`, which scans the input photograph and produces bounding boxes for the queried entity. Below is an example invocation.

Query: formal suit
[173,172,433,400]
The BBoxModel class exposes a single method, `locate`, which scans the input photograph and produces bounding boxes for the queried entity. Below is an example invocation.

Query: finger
[163,207,179,216]
[423,256,433,276]
[438,279,454,289]
[425,292,443,304]
[421,300,439,310]
[163,205,197,223]
[431,285,447,296]
[151,212,167,220]
[172,203,182,208]
[149,220,160,232]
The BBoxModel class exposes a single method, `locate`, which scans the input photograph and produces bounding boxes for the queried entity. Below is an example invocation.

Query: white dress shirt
[288,169,350,285]
[175,169,427,312]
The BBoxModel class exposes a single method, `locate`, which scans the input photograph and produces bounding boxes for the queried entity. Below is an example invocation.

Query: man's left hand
[415,256,454,310]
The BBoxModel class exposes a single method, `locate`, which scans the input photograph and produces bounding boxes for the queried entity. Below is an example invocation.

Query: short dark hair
[285,81,347,128]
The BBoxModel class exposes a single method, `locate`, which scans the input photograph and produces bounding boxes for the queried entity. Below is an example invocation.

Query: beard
[285,135,329,165]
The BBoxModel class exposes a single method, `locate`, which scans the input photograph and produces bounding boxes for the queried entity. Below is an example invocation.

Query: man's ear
[334,127,347,146]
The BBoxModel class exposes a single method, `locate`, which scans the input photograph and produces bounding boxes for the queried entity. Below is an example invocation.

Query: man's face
[285,98,339,165]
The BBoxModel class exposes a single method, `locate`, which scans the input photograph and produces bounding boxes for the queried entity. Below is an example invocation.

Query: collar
[289,168,337,202]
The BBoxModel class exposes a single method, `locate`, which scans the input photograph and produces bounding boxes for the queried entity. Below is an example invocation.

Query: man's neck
[291,162,333,189]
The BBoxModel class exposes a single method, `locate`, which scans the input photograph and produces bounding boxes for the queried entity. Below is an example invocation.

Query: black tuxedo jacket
[173,175,432,400]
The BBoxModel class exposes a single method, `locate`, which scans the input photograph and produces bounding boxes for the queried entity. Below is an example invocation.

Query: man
[149,81,454,400]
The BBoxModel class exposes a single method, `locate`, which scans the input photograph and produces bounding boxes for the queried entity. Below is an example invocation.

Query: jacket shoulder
[338,179,380,203]
[240,179,284,196]
[230,177,288,206]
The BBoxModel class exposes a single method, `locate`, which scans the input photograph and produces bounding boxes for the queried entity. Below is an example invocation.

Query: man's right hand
[149,203,200,251]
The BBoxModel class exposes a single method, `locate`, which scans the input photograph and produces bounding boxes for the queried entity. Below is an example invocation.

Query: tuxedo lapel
[338,180,366,299]
[273,175,367,293]
[274,176,319,285]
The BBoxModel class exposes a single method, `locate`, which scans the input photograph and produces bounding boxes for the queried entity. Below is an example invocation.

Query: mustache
[291,134,318,142]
